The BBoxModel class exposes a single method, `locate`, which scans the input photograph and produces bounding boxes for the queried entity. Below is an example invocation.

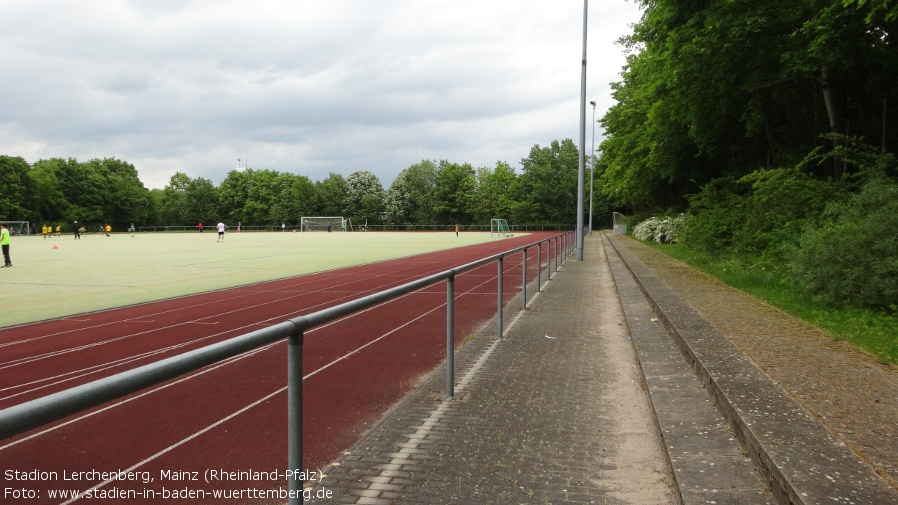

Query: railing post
[287,329,304,505]
[536,242,542,292]
[497,256,504,340]
[446,274,455,398]
[552,235,561,274]
[521,248,528,310]
[548,238,553,279]
[552,237,559,273]
[548,238,552,279]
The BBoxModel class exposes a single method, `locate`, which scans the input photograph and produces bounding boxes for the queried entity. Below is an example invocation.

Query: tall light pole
[576,0,588,261]
[588,100,596,235]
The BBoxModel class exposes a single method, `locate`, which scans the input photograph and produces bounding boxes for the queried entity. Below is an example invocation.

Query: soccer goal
[0,221,31,236]
[490,218,512,237]
[300,216,345,232]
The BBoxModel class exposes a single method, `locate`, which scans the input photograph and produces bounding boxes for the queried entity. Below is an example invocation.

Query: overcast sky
[1,0,642,190]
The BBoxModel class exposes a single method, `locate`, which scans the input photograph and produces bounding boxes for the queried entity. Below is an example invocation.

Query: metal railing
[0,231,574,504]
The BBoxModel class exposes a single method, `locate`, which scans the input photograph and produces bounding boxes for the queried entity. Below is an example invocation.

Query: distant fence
[0,231,574,505]
[139,223,577,233]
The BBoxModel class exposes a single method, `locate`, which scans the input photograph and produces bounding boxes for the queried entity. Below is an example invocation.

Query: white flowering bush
[632,214,687,243]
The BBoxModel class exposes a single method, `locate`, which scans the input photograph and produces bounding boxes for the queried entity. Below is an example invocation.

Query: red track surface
[0,233,560,504]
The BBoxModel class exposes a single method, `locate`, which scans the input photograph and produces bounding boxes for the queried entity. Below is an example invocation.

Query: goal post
[300,216,345,232]
[0,221,31,236]
[490,218,511,237]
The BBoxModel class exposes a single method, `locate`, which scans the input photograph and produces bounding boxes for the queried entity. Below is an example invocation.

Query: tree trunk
[820,62,846,179]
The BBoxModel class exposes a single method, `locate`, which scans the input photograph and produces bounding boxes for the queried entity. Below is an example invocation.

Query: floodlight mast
[576,0,588,261]
[589,100,596,236]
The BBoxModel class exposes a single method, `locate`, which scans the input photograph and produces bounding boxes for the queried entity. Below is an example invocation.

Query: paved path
[306,233,898,504]
[310,234,678,504]
[612,234,898,491]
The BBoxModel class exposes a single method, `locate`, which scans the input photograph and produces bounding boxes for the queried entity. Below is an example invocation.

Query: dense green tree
[265,172,316,225]
[218,169,251,224]
[315,173,347,216]
[161,172,191,225]
[5,144,592,231]
[243,169,282,224]
[146,189,164,226]
[56,158,108,225]
[183,177,219,225]
[602,0,897,209]
[86,158,151,228]
[433,161,476,225]
[358,194,384,226]
[844,0,898,23]
[27,157,154,229]
[29,158,70,223]
[518,139,580,224]
[291,174,319,219]
[0,155,35,221]
[473,161,521,223]
[385,160,438,225]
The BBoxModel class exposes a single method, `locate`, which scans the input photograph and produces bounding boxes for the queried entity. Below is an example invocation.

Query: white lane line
[369,278,548,479]
[0,256,458,365]
[9,258,541,504]
[2,266,504,450]
[0,346,274,452]
[57,385,286,505]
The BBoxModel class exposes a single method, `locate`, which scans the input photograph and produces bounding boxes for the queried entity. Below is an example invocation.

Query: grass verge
[645,242,898,365]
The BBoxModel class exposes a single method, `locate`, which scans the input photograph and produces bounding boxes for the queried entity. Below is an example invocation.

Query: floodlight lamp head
[589,100,596,107]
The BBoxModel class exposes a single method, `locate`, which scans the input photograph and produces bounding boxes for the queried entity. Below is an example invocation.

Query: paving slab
[308,235,678,504]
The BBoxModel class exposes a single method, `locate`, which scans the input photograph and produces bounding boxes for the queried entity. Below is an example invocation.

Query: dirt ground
[615,235,898,490]
[593,235,679,504]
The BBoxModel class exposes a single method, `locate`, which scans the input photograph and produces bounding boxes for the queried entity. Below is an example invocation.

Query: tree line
[1,138,612,232]
[599,0,898,309]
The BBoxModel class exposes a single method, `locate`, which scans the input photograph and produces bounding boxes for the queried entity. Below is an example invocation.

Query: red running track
[0,233,562,504]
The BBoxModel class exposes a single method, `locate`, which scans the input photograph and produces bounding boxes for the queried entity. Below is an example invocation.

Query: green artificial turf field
[0,231,509,328]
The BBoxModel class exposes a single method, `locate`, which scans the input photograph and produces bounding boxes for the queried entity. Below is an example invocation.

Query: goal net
[300,216,345,232]
[490,218,511,237]
[0,221,31,236]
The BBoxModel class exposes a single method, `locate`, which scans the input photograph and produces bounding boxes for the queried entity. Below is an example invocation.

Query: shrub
[681,169,834,260]
[633,214,687,243]
[737,167,834,260]
[792,177,898,309]
[679,176,746,253]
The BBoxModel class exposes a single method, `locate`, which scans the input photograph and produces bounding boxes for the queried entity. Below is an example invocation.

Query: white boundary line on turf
[0,253,485,402]
[0,248,462,350]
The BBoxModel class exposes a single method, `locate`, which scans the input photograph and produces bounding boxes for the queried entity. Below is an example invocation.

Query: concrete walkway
[306,233,897,504]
